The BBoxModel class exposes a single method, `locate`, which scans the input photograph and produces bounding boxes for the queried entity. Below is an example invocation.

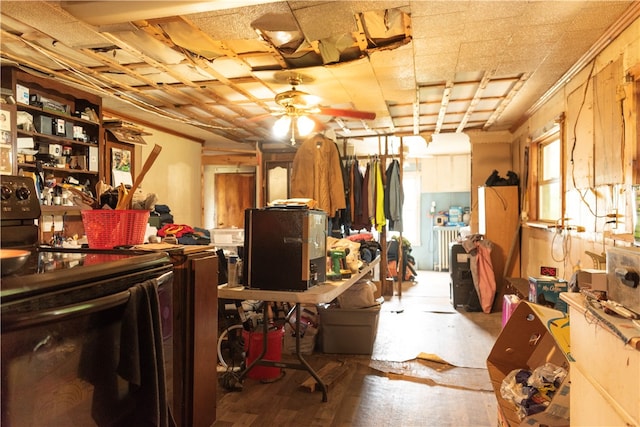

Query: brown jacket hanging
[290,134,346,217]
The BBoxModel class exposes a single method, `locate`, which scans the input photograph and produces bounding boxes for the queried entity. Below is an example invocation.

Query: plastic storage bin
[318,304,381,354]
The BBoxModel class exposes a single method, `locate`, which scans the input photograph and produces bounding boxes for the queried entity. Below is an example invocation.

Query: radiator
[435,227,459,271]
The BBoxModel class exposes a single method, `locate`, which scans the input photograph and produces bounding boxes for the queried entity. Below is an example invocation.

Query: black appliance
[243,207,327,291]
[1,175,175,426]
[449,242,475,308]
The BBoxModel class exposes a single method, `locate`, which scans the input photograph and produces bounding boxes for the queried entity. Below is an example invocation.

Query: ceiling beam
[456,71,494,133]
[485,73,529,130]
[434,82,453,134]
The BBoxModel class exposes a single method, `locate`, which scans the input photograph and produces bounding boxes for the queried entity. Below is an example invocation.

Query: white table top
[218,256,380,304]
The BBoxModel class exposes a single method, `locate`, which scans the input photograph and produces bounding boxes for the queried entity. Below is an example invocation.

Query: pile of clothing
[500,363,567,419]
[386,236,416,282]
[156,223,210,245]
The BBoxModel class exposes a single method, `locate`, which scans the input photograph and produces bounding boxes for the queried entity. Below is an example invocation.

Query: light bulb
[296,115,315,136]
[273,116,291,137]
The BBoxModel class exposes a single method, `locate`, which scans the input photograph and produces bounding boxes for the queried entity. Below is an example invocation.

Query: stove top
[1,247,173,303]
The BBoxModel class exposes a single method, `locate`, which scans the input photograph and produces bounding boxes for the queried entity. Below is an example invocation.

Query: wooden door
[214,173,255,227]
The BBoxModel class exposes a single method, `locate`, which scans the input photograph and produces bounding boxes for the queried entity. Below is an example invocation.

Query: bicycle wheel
[217,324,246,371]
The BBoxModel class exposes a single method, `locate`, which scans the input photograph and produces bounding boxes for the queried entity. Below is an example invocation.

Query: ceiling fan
[254,72,376,144]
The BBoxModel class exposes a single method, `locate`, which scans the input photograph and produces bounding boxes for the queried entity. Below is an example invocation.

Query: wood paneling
[566,80,595,189]
[594,58,624,185]
[171,249,218,427]
[478,185,520,312]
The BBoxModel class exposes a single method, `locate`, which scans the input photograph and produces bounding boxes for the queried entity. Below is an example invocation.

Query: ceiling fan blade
[317,107,376,120]
[249,112,284,122]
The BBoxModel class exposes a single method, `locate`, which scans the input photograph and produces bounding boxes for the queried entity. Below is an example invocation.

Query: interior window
[532,124,563,223]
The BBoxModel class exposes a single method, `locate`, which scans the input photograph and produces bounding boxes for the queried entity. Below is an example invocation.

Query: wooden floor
[213,271,503,427]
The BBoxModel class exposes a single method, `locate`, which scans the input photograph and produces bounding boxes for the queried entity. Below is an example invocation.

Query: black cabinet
[449,243,475,308]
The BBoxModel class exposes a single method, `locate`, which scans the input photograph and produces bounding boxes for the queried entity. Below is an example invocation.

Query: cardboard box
[35,116,53,135]
[89,146,99,172]
[16,84,29,105]
[487,302,571,427]
[529,276,568,313]
[576,269,607,291]
[318,304,380,354]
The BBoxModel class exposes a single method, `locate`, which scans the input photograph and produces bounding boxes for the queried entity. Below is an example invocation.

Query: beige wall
[512,17,640,280]
[134,129,203,227]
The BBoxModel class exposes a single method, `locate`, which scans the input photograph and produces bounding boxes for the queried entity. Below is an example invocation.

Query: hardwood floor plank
[212,271,502,426]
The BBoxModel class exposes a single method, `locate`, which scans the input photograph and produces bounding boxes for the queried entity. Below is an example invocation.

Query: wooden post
[397,136,404,297]
[378,136,390,295]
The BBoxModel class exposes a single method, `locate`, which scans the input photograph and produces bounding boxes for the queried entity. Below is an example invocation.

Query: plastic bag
[337,279,376,308]
[499,363,567,420]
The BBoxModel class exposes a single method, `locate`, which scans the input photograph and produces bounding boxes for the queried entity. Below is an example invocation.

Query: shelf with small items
[16,162,99,175]
[16,102,100,128]
[3,65,104,221]
[40,204,84,215]
[17,129,99,147]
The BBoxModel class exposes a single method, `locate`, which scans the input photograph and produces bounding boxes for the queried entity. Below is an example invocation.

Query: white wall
[136,129,203,227]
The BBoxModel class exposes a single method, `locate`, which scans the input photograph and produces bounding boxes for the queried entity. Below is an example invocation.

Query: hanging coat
[350,159,369,231]
[359,162,371,231]
[291,134,346,217]
[368,160,376,226]
[385,159,403,232]
[374,160,386,232]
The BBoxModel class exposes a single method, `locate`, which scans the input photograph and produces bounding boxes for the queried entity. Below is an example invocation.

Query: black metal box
[243,208,327,291]
[449,243,475,307]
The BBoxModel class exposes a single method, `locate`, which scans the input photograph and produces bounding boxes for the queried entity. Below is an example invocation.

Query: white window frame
[530,119,564,224]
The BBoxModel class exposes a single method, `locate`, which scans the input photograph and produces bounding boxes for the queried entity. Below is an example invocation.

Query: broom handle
[116,144,162,210]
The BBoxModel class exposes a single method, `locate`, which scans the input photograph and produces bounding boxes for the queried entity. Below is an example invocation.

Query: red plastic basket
[81,209,150,249]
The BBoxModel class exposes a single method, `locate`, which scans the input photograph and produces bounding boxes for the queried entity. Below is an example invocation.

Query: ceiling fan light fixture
[273,116,292,137]
[296,115,315,136]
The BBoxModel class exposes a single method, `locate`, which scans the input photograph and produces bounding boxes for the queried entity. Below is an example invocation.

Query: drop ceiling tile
[187,2,292,39]
[520,1,586,26]
[413,54,457,83]
[293,3,358,41]
[413,36,464,56]
[411,11,466,37]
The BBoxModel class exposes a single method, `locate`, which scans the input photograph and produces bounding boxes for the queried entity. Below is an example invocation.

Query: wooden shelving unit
[1,66,104,244]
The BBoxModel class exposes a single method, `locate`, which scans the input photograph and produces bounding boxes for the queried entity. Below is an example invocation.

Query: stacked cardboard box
[487,302,571,426]
[529,276,568,313]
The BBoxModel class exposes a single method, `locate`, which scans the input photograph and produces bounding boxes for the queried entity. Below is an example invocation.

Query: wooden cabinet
[263,151,296,203]
[561,292,639,426]
[1,67,104,244]
[478,185,520,312]
[169,247,218,427]
[0,66,104,193]
[422,154,471,192]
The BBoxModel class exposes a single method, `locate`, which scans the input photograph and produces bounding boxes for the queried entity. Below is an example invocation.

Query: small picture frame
[0,144,13,175]
[0,130,11,144]
[0,109,11,132]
